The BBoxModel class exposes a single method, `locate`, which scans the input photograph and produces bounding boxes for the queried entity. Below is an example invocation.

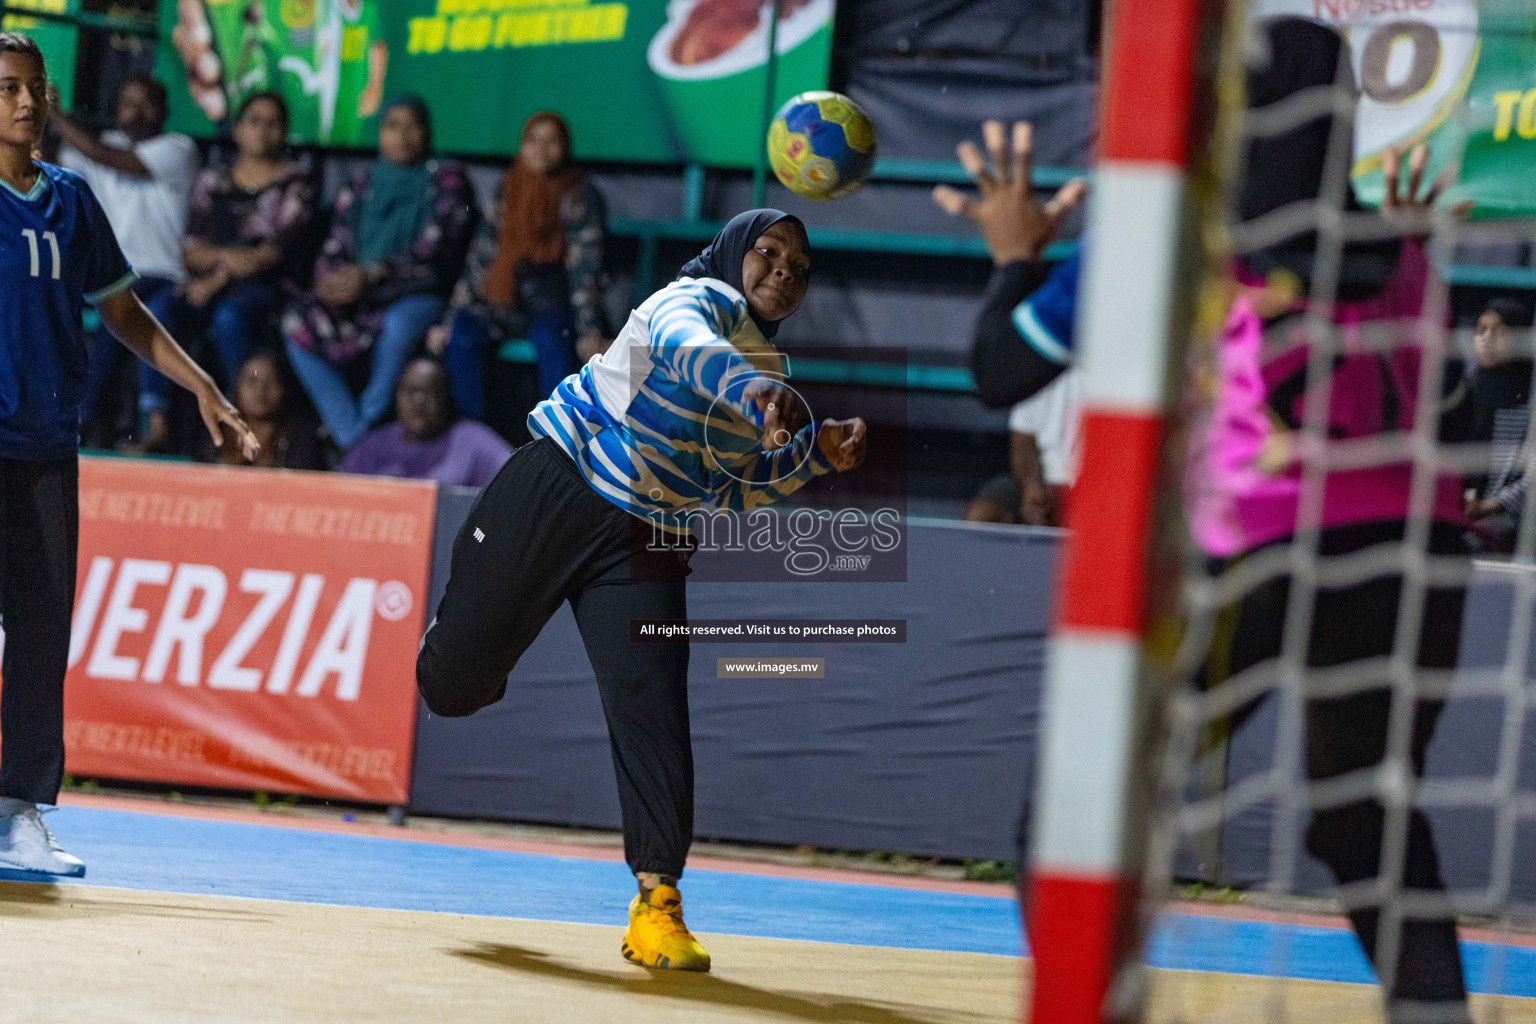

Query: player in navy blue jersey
[0,33,258,876]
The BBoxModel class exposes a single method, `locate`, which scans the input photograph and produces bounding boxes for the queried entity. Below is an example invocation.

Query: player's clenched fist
[750,383,807,449]
[817,417,867,472]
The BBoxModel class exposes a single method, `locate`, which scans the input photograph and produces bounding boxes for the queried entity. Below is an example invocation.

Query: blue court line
[1147,912,1536,998]
[39,806,1023,957]
[28,806,1536,995]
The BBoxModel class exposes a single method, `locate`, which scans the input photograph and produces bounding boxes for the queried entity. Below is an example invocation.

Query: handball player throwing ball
[417,209,866,971]
[0,34,257,877]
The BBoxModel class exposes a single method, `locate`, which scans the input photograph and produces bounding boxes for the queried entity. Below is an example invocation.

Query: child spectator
[426,111,608,416]
[199,351,326,471]
[282,95,473,450]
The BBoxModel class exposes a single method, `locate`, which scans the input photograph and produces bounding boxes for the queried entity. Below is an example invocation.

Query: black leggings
[1216,522,1469,1010]
[416,437,697,878]
[0,457,78,805]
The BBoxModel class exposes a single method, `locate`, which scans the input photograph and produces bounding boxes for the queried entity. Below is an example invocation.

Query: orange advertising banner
[48,457,436,804]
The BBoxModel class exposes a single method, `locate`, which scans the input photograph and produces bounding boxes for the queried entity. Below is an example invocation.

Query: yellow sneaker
[620,884,711,972]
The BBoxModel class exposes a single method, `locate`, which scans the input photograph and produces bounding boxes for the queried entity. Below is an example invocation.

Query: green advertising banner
[1255,0,1536,218]
[159,0,836,166]
[6,0,78,110]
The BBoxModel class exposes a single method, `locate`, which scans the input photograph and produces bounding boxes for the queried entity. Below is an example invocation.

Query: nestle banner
[158,0,835,166]
[41,458,435,804]
[1253,0,1536,218]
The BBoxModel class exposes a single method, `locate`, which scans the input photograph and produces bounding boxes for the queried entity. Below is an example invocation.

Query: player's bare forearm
[95,288,216,397]
[96,289,261,458]
[51,114,152,178]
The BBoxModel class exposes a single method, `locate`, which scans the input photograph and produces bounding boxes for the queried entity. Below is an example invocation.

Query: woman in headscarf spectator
[199,350,326,470]
[179,91,316,402]
[425,111,607,415]
[282,95,474,450]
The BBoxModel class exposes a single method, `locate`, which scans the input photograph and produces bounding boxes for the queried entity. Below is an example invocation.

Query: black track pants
[1217,522,1469,1013]
[0,456,78,805]
[416,437,696,878]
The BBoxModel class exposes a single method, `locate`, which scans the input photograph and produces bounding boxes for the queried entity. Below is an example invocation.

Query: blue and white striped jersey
[528,276,834,534]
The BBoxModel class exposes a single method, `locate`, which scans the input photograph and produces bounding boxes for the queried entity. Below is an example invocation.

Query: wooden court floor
[0,881,1018,1024]
[8,797,1536,1023]
[8,881,1536,1024]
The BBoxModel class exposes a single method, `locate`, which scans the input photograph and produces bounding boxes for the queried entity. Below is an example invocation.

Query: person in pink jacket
[1189,17,1477,1022]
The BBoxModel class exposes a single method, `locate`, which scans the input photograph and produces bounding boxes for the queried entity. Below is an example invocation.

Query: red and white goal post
[1026,0,1231,1020]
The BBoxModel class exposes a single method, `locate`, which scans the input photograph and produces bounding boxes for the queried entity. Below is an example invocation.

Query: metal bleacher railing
[616,157,1085,291]
[513,159,1084,396]
[511,156,1536,396]
[17,2,1536,399]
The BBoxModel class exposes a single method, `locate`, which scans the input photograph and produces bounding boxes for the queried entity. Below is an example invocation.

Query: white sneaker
[0,798,85,877]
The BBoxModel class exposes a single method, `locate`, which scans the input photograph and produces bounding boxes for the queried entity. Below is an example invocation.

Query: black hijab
[1238,17,1401,303]
[676,209,806,338]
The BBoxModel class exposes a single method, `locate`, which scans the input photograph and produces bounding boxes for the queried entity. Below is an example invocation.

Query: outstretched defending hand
[818,418,867,472]
[1379,142,1474,236]
[198,383,261,462]
[933,120,1087,267]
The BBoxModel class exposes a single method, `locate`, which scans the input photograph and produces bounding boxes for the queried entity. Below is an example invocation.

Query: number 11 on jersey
[21,228,60,280]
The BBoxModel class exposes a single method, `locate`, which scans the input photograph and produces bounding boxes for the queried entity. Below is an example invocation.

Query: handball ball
[767,91,877,201]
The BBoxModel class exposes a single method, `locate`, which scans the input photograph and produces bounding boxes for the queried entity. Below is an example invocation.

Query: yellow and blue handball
[767,91,877,201]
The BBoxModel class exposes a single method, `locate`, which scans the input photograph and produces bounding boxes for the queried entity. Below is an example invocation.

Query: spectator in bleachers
[54,73,199,450]
[1465,297,1534,549]
[1008,365,1081,525]
[1468,297,1533,443]
[180,92,316,402]
[199,351,326,471]
[426,111,608,415]
[282,95,474,450]
[340,357,510,487]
